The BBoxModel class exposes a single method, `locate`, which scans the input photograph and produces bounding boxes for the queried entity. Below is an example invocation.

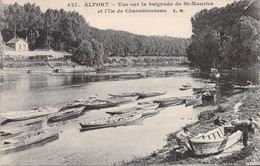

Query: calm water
[0,66,210,165]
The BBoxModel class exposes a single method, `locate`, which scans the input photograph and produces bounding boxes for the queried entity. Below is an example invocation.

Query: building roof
[3,45,15,51]
[34,49,53,52]
[6,38,29,44]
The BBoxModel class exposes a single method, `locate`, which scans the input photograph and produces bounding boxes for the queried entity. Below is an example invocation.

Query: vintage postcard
[0,0,260,165]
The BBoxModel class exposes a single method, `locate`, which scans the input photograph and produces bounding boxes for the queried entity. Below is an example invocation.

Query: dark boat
[79,112,143,131]
[179,87,191,91]
[136,91,166,99]
[201,91,216,103]
[47,106,85,123]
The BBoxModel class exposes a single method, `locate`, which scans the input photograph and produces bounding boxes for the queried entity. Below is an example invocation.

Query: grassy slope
[126,88,260,165]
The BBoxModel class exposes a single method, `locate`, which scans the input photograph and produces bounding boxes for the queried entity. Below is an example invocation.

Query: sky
[2,0,236,38]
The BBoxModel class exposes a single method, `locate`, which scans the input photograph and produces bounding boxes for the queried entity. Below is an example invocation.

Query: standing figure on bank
[175,127,193,150]
[231,118,256,147]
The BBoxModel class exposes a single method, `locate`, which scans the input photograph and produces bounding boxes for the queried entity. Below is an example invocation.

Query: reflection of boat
[0,107,59,125]
[47,106,85,123]
[136,91,166,99]
[153,97,186,107]
[189,125,242,155]
[79,112,143,131]
[0,128,59,154]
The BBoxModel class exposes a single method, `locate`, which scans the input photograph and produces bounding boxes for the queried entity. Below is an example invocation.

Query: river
[0,66,213,165]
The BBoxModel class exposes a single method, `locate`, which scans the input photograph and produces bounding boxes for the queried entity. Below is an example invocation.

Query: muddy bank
[125,88,260,165]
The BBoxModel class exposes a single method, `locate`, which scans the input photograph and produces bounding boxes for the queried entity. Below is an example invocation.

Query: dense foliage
[187,0,260,72]
[0,2,190,67]
[90,28,190,57]
[0,0,4,69]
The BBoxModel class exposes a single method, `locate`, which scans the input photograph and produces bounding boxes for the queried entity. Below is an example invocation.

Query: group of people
[175,116,259,151]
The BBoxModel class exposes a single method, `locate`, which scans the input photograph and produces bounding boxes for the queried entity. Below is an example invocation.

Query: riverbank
[125,88,260,165]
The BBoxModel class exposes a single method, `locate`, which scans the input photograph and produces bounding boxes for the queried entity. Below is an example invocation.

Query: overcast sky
[2,0,236,38]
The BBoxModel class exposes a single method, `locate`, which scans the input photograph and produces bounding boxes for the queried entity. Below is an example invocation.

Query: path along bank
[126,87,260,165]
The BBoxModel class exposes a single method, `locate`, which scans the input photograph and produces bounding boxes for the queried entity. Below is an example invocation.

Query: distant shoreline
[0,56,189,74]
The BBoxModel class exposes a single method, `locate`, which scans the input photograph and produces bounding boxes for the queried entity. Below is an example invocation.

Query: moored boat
[0,107,59,125]
[201,91,216,103]
[108,92,139,98]
[179,87,191,91]
[0,128,59,154]
[106,96,138,105]
[153,97,186,107]
[233,85,259,90]
[189,125,242,155]
[136,91,166,99]
[106,107,139,115]
[140,103,160,117]
[185,97,202,107]
[106,103,159,116]
[79,112,143,131]
[47,106,85,123]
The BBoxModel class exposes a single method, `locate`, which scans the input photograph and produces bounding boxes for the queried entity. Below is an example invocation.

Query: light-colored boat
[106,103,159,116]
[79,112,143,131]
[108,92,139,98]
[185,97,202,107]
[0,107,59,125]
[233,85,259,90]
[140,103,160,117]
[189,125,242,155]
[0,128,59,154]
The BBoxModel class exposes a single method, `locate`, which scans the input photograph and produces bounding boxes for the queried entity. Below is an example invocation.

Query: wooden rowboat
[47,106,85,123]
[79,112,143,131]
[0,107,59,125]
[189,125,242,155]
[153,97,186,107]
[136,91,166,99]
[106,103,159,116]
[108,92,139,98]
[0,129,59,154]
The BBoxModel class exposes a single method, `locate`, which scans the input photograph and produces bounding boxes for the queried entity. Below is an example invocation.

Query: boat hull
[189,126,242,155]
[1,132,59,155]
[154,98,185,107]
[79,113,142,131]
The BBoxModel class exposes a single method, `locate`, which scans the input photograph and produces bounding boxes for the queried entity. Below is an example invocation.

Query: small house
[6,38,29,52]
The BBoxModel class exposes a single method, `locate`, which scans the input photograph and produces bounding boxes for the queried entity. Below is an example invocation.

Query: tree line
[0,2,190,67]
[187,0,260,72]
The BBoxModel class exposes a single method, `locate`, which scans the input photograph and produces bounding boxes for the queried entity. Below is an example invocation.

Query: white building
[4,38,72,61]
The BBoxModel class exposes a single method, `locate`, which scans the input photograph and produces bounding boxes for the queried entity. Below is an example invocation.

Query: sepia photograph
[0,0,260,165]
